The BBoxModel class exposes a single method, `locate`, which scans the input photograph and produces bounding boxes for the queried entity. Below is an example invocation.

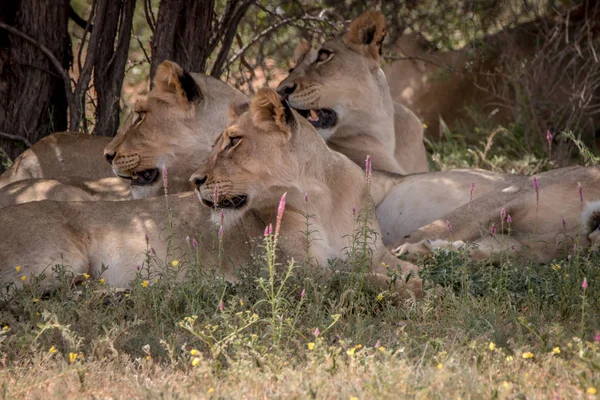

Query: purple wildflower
[365,155,372,185]
[490,223,496,237]
[300,288,305,299]
[562,216,566,230]
[500,208,506,222]
[162,166,168,189]
[314,327,320,337]
[136,265,141,271]
[507,214,512,224]
[375,340,381,348]
[594,332,600,342]
[218,225,223,240]
[274,193,287,239]
[446,220,452,233]
[546,130,552,144]
[582,277,588,290]
[304,192,309,203]
[145,233,149,245]
[219,300,224,312]
[192,238,199,248]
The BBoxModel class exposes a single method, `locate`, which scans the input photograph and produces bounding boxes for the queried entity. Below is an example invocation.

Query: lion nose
[277,82,297,99]
[193,175,207,190]
[105,152,116,165]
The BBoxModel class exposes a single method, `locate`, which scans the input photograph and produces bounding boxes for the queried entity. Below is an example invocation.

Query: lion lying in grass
[0,60,249,206]
[393,166,600,262]
[0,88,421,297]
[276,11,428,175]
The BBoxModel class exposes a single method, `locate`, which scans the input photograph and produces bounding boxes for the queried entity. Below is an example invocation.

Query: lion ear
[343,11,387,62]
[153,60,203,105]
[250,88,295,136]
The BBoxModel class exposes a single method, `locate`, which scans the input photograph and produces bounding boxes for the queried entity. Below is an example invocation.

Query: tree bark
[150,0,215,77]
[92,0,136,137]
[0,0,70,163]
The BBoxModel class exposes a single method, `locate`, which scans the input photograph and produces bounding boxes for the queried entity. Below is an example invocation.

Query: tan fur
[0,61,250,208]
[192,88,422,297]
[277,11,428,175]
[0,132,114,187]
[104,60,249,200]
[391,166,600,263]
[0,89,422,298]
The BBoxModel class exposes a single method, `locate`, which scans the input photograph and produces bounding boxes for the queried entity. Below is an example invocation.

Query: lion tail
[581,200,600,239]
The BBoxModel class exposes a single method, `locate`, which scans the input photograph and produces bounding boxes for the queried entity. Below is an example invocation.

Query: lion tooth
[308,109,319,121]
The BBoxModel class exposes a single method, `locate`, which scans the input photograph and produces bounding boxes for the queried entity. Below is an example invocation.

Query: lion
[0,132,113,188]
[276,11,428,175]
[0,60,249,207]
[104,60,249,200]
[0,88,421,298]
[392,166,600,263]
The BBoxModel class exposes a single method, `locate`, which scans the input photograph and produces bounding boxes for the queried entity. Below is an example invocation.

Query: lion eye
[134,112,145,125]
[316,49,332,63]
[225,136,241,151]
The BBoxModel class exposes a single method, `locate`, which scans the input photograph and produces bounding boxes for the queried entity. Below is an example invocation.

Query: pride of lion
[1,11,599,297]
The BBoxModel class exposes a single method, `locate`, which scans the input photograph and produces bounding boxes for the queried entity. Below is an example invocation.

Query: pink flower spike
[594,332,600,342]
[562,216,566,229]
[582,277,588,290]
[274,193,287,239]
[365,155,372,185]
[546,130,552,144]
[136,265,141,271]
[304,192,309,203]
[507,214,512,224]
[578,182,583,205]
[192,238,199,248]
[500,208,506,222]
[314,327,320,337]
[300,288,305,299]
[218,225,223,240]
[268,223,273,236]
[446,220,452,233]
[162,166,168,189]
[145,233,149,245]
[219,300,224,312]
[490,223,496,237]
[352,206,357,217]
[375,340,381,348]
[264,225,269,237]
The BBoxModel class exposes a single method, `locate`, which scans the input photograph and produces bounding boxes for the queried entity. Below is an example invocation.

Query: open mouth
[295,108,337,129]
[130,168,160,186]
[200,194,249,209]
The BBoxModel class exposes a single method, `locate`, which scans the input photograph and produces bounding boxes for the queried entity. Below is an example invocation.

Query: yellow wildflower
[552,347,560,355]
[307,342,315,350]
[33,298,39,303]
[15,266,21,272]
[21,275,26,281]
[99,278,105,284]
[551,263,561,271]
[171,260,180,268]
[141,280,149,288]
[506,356,513,361]
[208,388,215,394]
[423,123,428,129]
[2,326,9,332]
[84,273,90,279]
[347,347,356,357]
[489,342,496,351]
[191,357,201,367]
[190,349,200,356]
[355,344,363,349]
[379,346,386,352]
[522,352,534,359]
[381,262,388,268]
[586,387,597,395]
[146,355,151,361]
[239,299,244,306]
[437,363,443,369]
[49,346,57,354]
[377,293,384,302]
[69,352,78,364]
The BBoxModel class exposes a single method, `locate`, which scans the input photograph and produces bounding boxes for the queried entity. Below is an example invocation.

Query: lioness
[0,88,421,297]
[0,60,249,207]
[276,11,428,175]
[0,132,113,188]
[104,60,249,199]
[393,166,600,263]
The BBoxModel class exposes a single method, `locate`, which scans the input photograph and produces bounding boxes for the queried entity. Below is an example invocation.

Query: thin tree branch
[69,4,94,31]
[0,132,32,148]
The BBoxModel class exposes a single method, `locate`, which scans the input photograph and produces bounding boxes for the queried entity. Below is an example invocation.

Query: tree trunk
[92,0,136,137]
[0,0,70,164]
[150,0,214,77]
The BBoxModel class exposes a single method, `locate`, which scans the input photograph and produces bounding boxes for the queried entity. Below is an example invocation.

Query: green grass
[1,123,600,399]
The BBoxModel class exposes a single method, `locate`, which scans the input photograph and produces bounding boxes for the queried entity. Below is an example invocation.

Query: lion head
[276,11,394,142]
[104,60,248,198]
[190,87,345,225]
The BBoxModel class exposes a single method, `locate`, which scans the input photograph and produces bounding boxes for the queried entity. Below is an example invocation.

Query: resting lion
[0,88,421,297]
[392,166,600,263]
[276,11,428,175]
[0,60,248,206]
